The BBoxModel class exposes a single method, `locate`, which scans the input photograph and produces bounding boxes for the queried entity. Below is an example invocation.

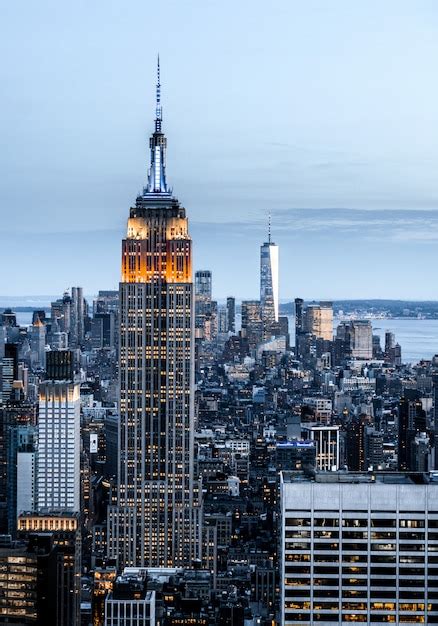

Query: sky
[1,0,438,300]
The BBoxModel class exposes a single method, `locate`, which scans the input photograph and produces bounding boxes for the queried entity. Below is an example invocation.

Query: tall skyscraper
[109,59,199,568]
[226,296,236,334]
[260,215,279,326]
[195,270,212,340]
[294,297,304,357]
[37,350,80,513]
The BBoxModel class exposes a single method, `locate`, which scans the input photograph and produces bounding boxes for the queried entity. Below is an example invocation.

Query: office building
[0,533,61,625]
[260,217,279,326]
[7,424,36,535]
[302,424,340,471]
[275,441,316,471]
[226,296,235,334]
[280,471,438,625]
[104,570,156,626]
[336,320,373,360]
[241,300,263,353]
[195,270,212,340]
[18,512,81,626]
[37,350,80,513]
[304,302,333,342]
[294,298,304,357]
[109,60,199,568]
[0,343,18,403]
[30,316,46,370]
[398,390,427,471]
[70,286,85,348]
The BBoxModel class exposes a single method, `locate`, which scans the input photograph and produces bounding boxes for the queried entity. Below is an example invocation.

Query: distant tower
[109,59,199,568]
[226,297,236,334]
[260,214,279,326]
[30,316,46,369]
[195,270,212,340]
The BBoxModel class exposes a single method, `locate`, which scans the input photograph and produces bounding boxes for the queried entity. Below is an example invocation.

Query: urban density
[2,56,438,626]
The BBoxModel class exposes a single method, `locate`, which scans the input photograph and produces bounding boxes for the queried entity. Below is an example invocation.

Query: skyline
[2,1,438,297]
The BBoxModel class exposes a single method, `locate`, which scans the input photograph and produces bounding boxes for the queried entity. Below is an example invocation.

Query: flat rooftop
[281,470,438,485]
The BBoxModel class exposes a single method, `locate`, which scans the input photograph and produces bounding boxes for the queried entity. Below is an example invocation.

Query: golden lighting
[122,216,192,284]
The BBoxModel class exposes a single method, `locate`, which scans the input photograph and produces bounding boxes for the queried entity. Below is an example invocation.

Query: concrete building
[280,471,438,625]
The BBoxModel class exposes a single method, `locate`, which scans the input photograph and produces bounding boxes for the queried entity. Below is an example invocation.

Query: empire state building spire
[145,55,170,195]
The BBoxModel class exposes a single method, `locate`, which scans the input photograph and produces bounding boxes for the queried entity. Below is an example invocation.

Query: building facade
[37,361,80,513]
[109,61,199,568]
[260,221,279,327]
[280,471,438,625]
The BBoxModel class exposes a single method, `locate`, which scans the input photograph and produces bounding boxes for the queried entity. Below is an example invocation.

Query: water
[369,318,438,364]
[15,311,50,327]
[14,312,438,364]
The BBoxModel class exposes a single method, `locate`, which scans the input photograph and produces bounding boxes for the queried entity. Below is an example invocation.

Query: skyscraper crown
[144,55,171,196]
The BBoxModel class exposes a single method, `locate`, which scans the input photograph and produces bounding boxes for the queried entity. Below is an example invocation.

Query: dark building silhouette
[226,297,236,334]
[398,390,427,471]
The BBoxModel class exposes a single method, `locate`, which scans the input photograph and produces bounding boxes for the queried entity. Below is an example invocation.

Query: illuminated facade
[281,471,438,625]
[18,512,81,626]
[109,59,199,568]
[37,378,80,513]
[260,217,279,326]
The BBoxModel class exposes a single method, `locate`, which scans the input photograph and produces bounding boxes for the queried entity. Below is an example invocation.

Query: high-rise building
[398,390,427,471]
[30,317,46,370]
[241,300,263,353]
[109,60,199,568]
[226,297,235,334]
[37,350,80,513]
[0,533,61,625]
[336,320,373,360]
[384,330,395,359]
[7,424,36,535]
[304,302,333,342]
[260,216,279,326]
[0,398,36,534]
[280,471,438,625]
[294,298,304,357]
[195,270,212,340]
[18,513,81,626]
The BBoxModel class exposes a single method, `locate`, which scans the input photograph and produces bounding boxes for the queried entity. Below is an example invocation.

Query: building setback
[108,59,200,568]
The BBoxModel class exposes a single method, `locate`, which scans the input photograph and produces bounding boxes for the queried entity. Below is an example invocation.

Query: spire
[145,55,170,195]
[268,212,271,244]
[155,54,162,132]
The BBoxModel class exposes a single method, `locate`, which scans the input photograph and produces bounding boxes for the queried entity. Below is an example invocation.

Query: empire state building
[109,60,200,568]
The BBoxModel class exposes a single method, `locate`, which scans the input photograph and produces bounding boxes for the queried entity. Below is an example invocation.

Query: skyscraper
[226,296,235,334]
[195,270,212,340]
[260,215,279,327]
[37,350,80,513]
[304,302,333,342]
[109,59,199,568]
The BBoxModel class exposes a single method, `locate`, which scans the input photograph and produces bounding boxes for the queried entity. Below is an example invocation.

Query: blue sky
[1,0,438,299]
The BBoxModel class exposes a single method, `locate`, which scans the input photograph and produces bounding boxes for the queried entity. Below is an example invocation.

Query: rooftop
[281,470,438,485]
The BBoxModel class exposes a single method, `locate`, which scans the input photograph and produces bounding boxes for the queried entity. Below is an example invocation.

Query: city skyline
[2,5,438,617]
[2,1,438,298]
